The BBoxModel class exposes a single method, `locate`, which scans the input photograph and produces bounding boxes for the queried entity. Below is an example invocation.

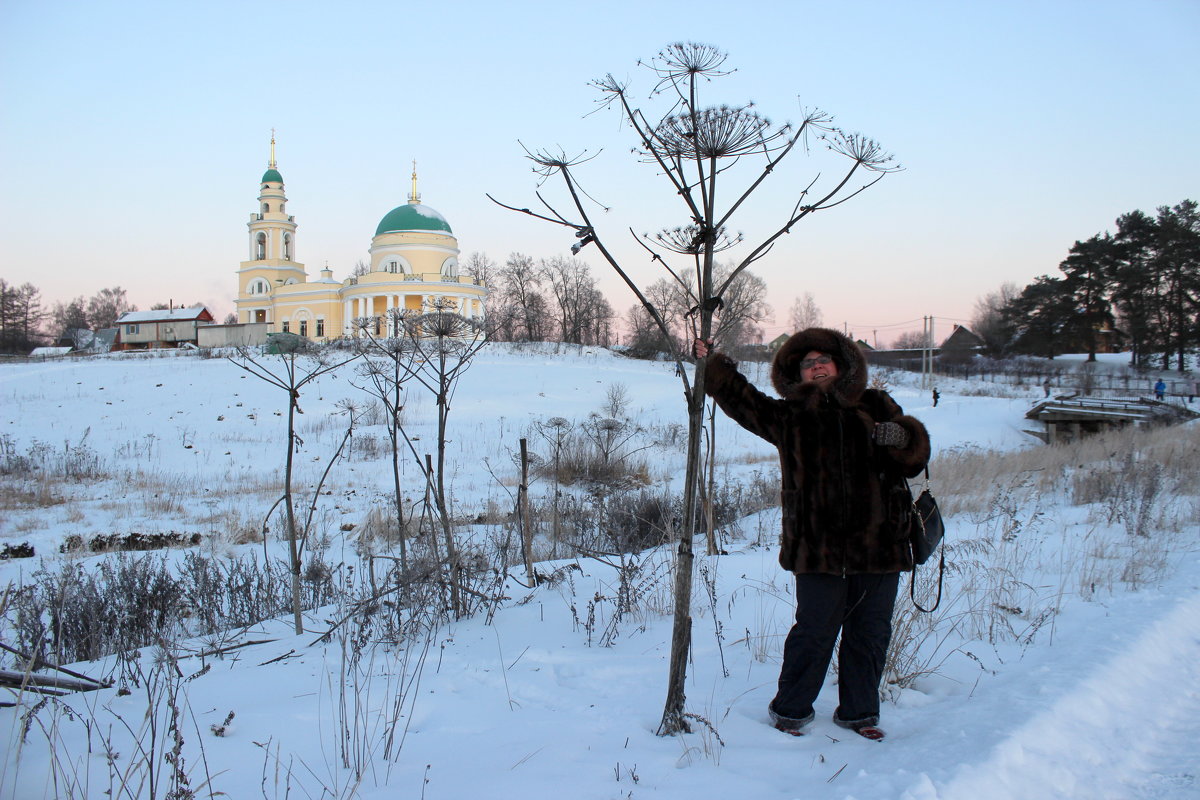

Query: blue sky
[2,0,1196,344]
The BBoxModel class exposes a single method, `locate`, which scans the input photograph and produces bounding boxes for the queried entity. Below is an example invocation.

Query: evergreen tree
[0,281,45,353]
[1057,233,1118,361]
[1150,201,1200,371]
[1004,275,1074,357]
[1111,209,1159,367]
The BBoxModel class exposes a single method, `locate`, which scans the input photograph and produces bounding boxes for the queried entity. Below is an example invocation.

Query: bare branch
[485,193,577,231]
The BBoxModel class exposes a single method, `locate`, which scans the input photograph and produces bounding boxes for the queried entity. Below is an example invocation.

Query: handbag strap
[910,547,944,612]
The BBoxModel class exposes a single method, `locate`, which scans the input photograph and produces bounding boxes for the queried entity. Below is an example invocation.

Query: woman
[695,328,930,740]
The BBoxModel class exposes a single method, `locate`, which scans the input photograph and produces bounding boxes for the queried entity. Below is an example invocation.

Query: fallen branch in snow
[192,638,279,659]
[0,668,106,695]
[257,649,298,666]
[0,641,110,693]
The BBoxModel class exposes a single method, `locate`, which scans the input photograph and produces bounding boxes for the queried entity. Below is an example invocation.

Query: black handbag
[910,476,944,565]
[908,469,945,612]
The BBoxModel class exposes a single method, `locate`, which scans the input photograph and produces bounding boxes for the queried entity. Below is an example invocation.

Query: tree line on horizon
[0,284,222,354]
[0,256,775,357]
[464,252,774,359]
[970,200,1199,371]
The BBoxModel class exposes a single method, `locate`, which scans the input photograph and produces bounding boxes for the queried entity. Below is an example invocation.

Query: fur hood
[771,327,868,403]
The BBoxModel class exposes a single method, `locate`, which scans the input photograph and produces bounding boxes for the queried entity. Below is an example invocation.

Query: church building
[233,138,487,340]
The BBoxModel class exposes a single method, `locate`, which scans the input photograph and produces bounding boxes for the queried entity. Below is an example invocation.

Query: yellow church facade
[233,140,487,340]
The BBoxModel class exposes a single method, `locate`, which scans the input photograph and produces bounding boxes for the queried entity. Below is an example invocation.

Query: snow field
[1,344,1197,798]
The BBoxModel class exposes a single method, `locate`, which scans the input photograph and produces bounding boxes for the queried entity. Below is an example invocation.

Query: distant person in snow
[931,387,940,407]
[1042,378,1051,398]
[1154,379,1166,401]
[694,328,930,741]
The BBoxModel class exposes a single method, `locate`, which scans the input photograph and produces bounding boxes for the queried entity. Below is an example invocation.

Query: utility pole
[920,315,935,390]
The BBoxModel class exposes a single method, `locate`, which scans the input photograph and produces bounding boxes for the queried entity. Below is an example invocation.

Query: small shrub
[0,541,35,559]
[59,531,202,554]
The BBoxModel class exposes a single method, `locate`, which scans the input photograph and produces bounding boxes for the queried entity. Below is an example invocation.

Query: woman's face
[800,350,838,388]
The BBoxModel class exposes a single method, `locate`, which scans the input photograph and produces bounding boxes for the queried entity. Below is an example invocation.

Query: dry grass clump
[0,483,67,511]
[931,421,1198,521]
[4,550,338,667]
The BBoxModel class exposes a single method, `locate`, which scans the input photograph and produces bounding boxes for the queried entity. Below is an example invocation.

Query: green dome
[375,203,453,236]
[261,168,284,184]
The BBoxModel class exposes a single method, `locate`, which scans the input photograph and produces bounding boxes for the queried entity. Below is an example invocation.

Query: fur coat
[704,328,931,575]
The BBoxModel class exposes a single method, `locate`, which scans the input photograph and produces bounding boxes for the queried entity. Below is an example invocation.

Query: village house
[114,307,215,350]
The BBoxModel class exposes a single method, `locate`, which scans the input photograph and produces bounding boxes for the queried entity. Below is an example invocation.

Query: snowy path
[910,590,1200,799]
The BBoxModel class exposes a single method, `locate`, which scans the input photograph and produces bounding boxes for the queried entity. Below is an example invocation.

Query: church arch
[377,254,414,274]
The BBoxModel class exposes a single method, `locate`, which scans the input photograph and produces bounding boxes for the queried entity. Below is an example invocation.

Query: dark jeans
[771,572,900,724]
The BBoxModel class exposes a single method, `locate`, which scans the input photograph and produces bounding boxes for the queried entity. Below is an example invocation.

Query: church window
[256,233,267,260]
[282,321,290,333]
[387,260,399,273]
[283,234,292,261]
[262,203,269,213]
[316,319,325,338]
[279,202,285,212]
[299,320,308,337]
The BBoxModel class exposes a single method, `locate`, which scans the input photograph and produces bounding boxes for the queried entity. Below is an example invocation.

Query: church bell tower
[234,134,307,324]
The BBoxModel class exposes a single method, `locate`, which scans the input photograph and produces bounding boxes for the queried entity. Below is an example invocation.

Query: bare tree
[891,330,928,350]
[87,287,136,330]
[624,303,671,358]
[351,260,370,278]
[491,42,898,735]
[788,292,823,332]
[636,265,770,357]
[51,298,89,338]
[229,338,360,633]
[498,253,551,341]
[707,266,771,354]
[971,281,1020,354]
[541,256,615,345]
[463,251,498,288]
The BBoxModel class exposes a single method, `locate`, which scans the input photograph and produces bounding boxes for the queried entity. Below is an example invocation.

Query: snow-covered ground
[1,344,1197,799]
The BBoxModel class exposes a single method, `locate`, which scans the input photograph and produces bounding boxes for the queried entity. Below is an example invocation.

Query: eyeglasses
[799,355,833,370]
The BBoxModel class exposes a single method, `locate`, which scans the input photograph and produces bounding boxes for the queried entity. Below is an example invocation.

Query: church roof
[261,168,284,184]
[376,202,453,236]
